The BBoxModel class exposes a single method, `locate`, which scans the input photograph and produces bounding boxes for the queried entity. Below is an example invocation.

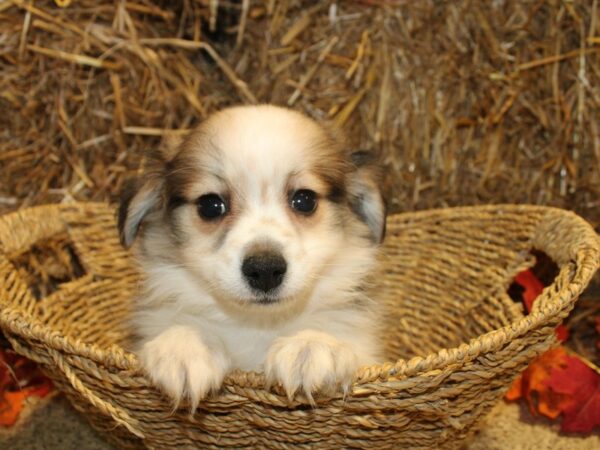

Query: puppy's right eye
[197,194,228,220]
[290,189,317,215]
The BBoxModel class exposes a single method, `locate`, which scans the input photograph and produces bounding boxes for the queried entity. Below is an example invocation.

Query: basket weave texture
[0,203,598,449]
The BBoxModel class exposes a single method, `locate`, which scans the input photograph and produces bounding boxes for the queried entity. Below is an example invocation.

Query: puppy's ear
[117,176,163,248]
[118,136,182,248]
[347,150,387,244]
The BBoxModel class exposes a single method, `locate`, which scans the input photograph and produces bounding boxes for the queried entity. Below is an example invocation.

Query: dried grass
[1,0,599,231]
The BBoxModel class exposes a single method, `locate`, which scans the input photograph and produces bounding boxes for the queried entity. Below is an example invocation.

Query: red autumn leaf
[596,317,600,350]
[514,270,544,313]
[506,273,600,433]
[554,325,569,343]
[546,353,600,433]
[506,345,600,433]
[513,269,569,342]
[0,347,53,427]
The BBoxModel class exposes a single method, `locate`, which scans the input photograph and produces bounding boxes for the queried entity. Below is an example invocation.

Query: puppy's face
[119,105,385,316]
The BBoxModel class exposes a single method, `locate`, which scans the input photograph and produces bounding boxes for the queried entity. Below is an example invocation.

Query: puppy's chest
[216,325,280,371]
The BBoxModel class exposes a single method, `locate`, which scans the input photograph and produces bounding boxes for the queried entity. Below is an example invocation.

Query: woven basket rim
[1,202,598,390]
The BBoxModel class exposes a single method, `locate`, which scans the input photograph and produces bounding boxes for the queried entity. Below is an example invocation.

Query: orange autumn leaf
[0,381,53,426]
[504,373,522,401]
[0,390,29,427]
[506,347,570,419]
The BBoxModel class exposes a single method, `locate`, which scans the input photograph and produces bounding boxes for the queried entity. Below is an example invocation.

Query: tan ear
[117,177,163,248]
[117,134,187,247]
[347,150,387,243]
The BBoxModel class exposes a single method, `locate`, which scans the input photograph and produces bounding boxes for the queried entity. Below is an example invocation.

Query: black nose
[242,252,287,293]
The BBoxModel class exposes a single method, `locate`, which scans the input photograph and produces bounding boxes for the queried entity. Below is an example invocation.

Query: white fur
[137,325,230,411]
[265,329,359,404]
[128,105,383,409]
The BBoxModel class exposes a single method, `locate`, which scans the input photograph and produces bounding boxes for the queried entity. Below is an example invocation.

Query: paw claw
[138,326,229,410]
[265,330,359,403]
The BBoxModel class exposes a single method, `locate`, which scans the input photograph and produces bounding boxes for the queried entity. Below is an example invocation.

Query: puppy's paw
[265,330,359,403]
[138,325,229,411]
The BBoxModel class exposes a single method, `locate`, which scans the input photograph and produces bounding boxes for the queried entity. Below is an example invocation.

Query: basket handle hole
[7,231,87,300]
[508,250,559,310]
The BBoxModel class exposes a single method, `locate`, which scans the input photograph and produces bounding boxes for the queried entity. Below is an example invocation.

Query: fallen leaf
[504,372,522,401]
[546,353,600,433]
[513,269,569,342]
[507,269,600,434]
[0,347,53,427]
[514,269,544,313]
[505,347,569,420]
[0,390,29,427]
[596,316,600,349]
[554,324,569,344]
[0,381,53,426]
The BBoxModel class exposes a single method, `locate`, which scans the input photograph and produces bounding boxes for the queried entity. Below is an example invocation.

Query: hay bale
[1,0,599,229]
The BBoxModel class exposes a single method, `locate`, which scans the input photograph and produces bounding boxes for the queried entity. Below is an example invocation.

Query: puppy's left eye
[197,194,228,220]
[290,189,317,215]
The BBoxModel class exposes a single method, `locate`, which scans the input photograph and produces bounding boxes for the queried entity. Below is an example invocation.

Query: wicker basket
[0,203,598,449]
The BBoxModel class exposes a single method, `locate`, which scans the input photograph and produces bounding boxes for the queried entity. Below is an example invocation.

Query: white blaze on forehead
[206,105,325,193]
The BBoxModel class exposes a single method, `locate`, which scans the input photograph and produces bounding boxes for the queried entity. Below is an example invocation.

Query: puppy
[118,105,386,409]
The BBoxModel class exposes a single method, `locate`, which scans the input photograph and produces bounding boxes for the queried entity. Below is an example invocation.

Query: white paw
[265,330,359,403]
[138,325,230,410]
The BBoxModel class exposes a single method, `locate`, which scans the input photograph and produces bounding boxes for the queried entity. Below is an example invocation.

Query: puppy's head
[119,105,385,317]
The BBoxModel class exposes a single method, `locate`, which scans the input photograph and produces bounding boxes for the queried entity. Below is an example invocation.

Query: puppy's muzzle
[242,251,287,294]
